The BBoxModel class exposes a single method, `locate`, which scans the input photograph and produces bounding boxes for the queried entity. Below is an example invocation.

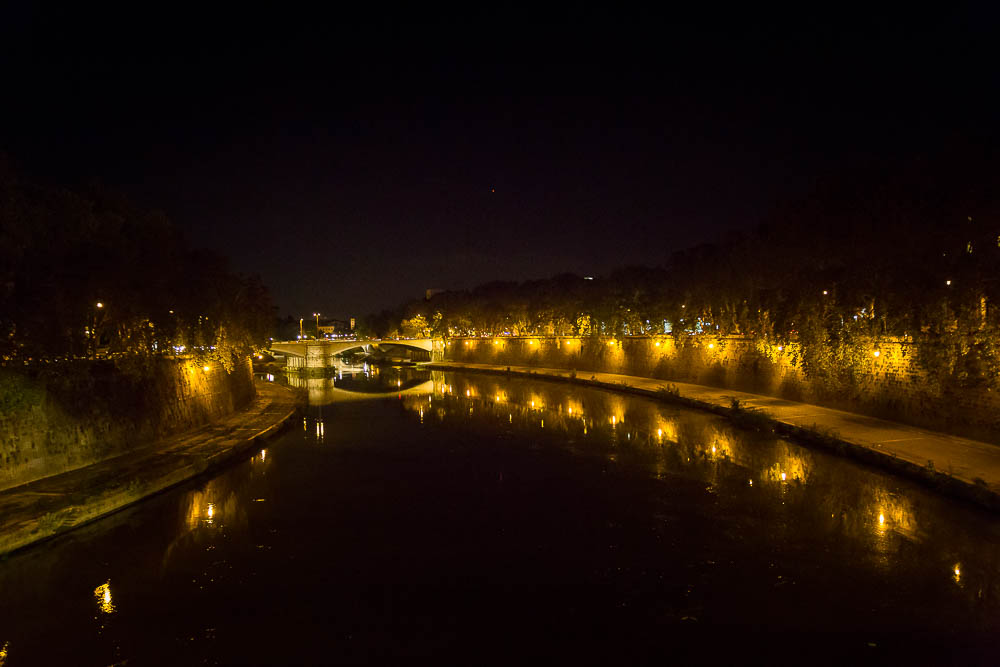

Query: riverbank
[426,361,1000,510]
[0,380,299,556]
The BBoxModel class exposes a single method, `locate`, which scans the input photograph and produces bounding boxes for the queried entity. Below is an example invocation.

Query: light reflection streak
[94,581,115,614]
[395,370,972,591]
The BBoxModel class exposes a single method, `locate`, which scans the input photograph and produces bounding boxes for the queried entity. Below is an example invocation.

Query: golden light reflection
[207,503,215,520]
[94,581,116,614]
[868,492,917,539]
[0,641,7,665]
[654,417,679,443]
[953,564,962,584]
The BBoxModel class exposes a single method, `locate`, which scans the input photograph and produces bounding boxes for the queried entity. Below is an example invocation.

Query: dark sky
[2,10,997,319]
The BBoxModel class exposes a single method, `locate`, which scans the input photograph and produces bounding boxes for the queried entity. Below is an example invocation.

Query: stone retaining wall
[0,357,255,492]
[445,336,1000,442]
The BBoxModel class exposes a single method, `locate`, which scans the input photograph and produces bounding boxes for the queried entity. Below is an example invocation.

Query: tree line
[0,159,273,371]
[365,150,1000,388]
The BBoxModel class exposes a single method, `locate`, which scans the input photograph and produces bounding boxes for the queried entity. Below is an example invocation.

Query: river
[0,365,998,664]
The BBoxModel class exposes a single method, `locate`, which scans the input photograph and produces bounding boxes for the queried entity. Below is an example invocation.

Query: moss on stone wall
[0,357,255,492]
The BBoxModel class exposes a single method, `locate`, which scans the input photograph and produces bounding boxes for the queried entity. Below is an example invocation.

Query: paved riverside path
[0,381,299,556]
[427,362,1000,507]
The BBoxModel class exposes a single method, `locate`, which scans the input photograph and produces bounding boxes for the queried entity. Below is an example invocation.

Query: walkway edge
[0,383,300,557]
[425,362,1000,512]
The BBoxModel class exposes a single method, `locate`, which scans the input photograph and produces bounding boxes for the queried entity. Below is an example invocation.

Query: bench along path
[427,362,1000,509]
[0,381,299,556]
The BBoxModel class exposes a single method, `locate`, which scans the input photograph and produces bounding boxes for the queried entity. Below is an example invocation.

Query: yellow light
[878,513,885,526]
[494,340,499,345]
[657,428,663,438]
[203,365,211,372]
[873,350,881,358]
[822,290,828,295]
[777,345,783,352]
[96,302,104,308]
[946,280,952,286]
[748,479,753,486]
[94,581,115,614]
[207,503,215,519]
[466,389,471,397]
[654,341,660,347]
[780,472,787,481]
[608,340,616,346]
[708,343,714,349]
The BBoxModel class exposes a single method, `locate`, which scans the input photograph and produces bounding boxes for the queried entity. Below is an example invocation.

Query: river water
[1,366,999,664]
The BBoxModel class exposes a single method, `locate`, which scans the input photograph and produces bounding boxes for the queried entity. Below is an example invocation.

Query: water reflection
[371,371,1000,600]
[2,368,1000,663]
[282,362,433,405]
[94,581,115,615]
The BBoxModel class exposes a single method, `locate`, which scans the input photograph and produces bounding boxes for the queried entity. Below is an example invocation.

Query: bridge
[269,338,444,370]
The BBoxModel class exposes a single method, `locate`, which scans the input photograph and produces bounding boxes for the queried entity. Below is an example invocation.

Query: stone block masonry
[0,357,255,492]
[445,336,1000,442]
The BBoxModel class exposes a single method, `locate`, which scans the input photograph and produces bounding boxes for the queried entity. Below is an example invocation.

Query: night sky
[2,10,997,319]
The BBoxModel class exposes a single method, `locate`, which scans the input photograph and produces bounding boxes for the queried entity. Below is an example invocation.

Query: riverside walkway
[0,381,299,556]
[427,362,1000,509]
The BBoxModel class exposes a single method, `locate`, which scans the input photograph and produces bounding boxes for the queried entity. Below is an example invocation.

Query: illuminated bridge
[269,338,444,369]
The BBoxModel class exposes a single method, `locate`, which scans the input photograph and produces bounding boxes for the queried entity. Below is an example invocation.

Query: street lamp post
[313,312,321,338]
[299,318,304,339]
[91,301,104,359]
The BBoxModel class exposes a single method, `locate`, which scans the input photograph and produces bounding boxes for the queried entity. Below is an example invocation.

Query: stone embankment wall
[0,357,255,492]
[445,336,1000,442]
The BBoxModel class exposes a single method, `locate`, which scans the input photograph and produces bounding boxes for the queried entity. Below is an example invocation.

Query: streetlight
[91,301,105,359]
[299,318,304,339]
[313,312,321,337]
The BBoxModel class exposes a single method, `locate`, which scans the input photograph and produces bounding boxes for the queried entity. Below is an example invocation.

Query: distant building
[318,317,356,337]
